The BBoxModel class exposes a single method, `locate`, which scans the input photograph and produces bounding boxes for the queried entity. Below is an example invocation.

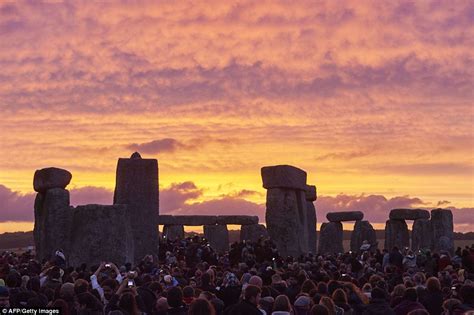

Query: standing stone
[69,204,134,266]
[431,209,454,254]
[204,225,229,253]
[36,188,73,262]
[412,219,432,251]
[318,222,343,254]
[305,185,317,254]
[384,219,409,250]
[240,224,268,242]
[114,153,159,260]
[350,220,377,252]
[163,225,184,241]
[262,165,309,257]
[33,167,72,193]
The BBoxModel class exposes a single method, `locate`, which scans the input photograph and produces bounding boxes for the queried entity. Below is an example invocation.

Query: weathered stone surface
[431,209,454,254]
[265,188,309,257]
[171,215,218,226]
[389,209,430,221]
[158,215,176,225]
[114,155,159,260]
[261,165,307,191]
[204,225,229,253]
[305,185,317,202]
[240,224,268,242]
[326,211,364,222]
[216,215,258,225]
[384,219,409,250]
[69,204,134,266]
[35,188,73,262]
[306,201,317,253]
[163,225,184,240]
[33,167,72,193]
[350,220,377,252]
[318,222,343,254]
[412,219,432,251]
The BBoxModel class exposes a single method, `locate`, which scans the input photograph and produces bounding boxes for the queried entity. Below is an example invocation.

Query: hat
[294,295,311,308]
[164,275,172,283]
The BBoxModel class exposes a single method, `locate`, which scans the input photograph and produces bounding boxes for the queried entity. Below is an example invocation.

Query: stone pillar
[318,222,343,254]
[69,204,134,266]
[431,209,454,254]
[384,219,409,250]
[305,185,317,254]
[412,219,432,251]
[33,167,73,262]
[240,224,268,242]
[114,152,159,260]
[350,220,377,252]
[163,225,185,241]
[262,165,309,257]
[204,225,229,253]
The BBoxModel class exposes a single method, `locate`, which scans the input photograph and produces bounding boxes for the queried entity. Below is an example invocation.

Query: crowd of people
[0,235,473,315]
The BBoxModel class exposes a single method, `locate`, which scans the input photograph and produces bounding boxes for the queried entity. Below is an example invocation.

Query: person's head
[406,310,429,315]
[425,277,441,292]
[76,292,99,311]
[392,284,406,297]
[183,286,195,299]
[101,279,118,301]
[442,298,461,313]
[198,291,213,301]
[317,282,328,295]
[188,298,215,315]
[167,286,183,308]
[272,274,282,284]
[0,286,10,308]
[319,296,336,312]
[273,295,291,312]
[371,287,386,300]
[244,285,261,306]
[249,275,263,288]
[59,283,75,300]
[301,279,317,294]
[74,279,89,295]
[403,288,418,302]
[332,288,347,304]
[52,299,70,315]
[156,297,169,313]
[310,304,329,315]
[119,292,138,315]
[459,285,474,304]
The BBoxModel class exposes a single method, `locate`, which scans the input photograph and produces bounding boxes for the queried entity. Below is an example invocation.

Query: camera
[105,263,111,268]
[127,280,134,287]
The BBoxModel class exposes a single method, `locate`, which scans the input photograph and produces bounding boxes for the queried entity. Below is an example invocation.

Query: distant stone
[327,211,364,222]
[412,219,432,251]
[130,152,142,159]
[240,224,268,242]
[384,219,409,250]
[35,188,73,262]
[163,225,184,240]
[318,222,343,254]
[33,167,72,193]
[431,208,454,254]
[305,185,317,202]
[216,215,258,225]
[171,215,218,226]
[157,215,176,225]
[389,209,430,220]
[265,188,309,257]
[114,156,159,260]
[350,220,377,252]
[204,225,229,253]
[306,199,317,253]
[261,165,307,191]
[69,204,134,266]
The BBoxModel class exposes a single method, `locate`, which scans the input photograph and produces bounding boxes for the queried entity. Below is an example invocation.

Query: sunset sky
[0,1,473,233]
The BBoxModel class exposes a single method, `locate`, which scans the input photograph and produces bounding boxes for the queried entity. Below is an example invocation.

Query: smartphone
[128,280,134,287]
[105,263,111,268]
